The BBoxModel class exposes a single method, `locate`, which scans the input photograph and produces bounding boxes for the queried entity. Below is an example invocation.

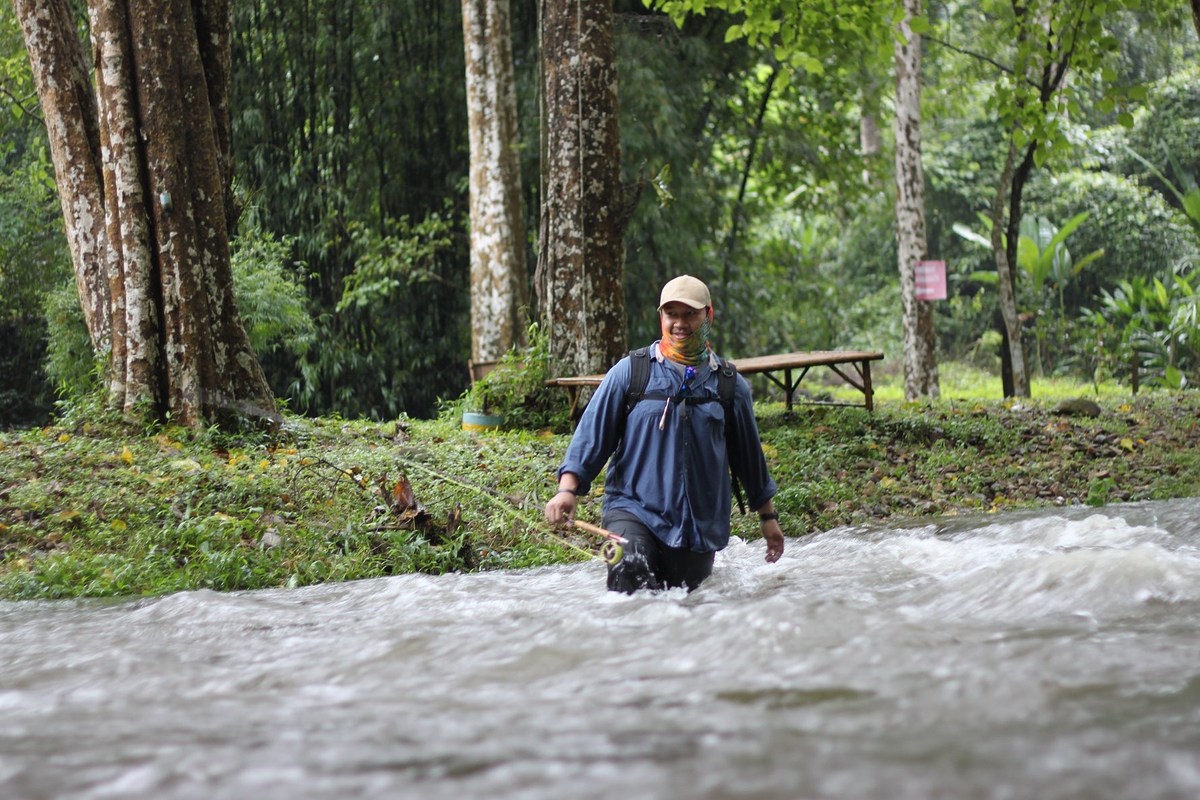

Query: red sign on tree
[915,260,947,301]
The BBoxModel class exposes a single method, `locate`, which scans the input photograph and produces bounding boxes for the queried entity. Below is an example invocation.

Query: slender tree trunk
[892,0,938,400]
[999,138,1041,396]
[1192,0,1200,41]
[721,66,776,350]
[860,112,881,158]
[536,0,626,377]
[462,0,529,365]
[987,0,1070,399]
[990,138,1029,398]
[17,0,278,428]
[859,70,883,188]
[12,0,111,355]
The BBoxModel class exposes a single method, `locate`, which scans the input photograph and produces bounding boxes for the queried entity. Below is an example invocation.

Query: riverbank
[2,390,1199,600]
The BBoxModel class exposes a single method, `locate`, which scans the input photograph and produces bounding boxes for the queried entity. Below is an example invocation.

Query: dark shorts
[602,510,715,594]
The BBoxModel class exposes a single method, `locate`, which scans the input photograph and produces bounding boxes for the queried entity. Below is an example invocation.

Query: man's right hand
[545,477,580,524]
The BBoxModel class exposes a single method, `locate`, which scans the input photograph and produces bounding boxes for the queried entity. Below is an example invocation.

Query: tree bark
[462,0,529,365]
[17,0,278,428]
[536,0,626,378]
[12,0,111,355]
[892,0,939,400]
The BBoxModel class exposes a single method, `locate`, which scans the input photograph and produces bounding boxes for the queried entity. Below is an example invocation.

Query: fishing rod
[570,519,626,566]
[400,458,625,565]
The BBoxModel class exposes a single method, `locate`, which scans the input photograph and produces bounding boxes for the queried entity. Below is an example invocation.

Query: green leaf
[952,222,993,250]
[907,15,932,34]
[1047,211,1089,251]
[1016,235,1041,281]
[1153,279,1169,309]
[798,54,824,75]
[1183,189,1200,226]
[1071,249,1104,277]
[652,163,675,208]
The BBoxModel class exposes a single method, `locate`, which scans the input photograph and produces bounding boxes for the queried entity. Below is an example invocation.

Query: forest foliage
[1,1,1198,428]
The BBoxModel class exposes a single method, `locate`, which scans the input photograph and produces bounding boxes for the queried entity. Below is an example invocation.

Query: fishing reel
[600,540,624,566]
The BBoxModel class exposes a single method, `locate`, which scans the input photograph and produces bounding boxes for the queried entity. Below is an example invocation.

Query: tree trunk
[859,69,883,188]
[17,0,278,429]
[892,0,938,400]
[462,0,529,365]
[12,0,111,355]
[535,0,626,378]
[990,139,1029,398]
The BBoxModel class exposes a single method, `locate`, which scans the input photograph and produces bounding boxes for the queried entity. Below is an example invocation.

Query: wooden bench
[545,350,885,417]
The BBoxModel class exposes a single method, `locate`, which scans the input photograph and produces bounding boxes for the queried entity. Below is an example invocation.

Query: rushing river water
[3,498,1200,800]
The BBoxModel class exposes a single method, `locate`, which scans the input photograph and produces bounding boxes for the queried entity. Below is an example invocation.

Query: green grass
[821,361,1129,405]
[2,363,1197,601]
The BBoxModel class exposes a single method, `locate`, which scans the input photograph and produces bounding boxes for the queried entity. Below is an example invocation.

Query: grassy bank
[2,382,1199,601]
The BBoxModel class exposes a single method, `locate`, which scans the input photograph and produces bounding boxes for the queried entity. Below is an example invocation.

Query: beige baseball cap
[658,275,711,310]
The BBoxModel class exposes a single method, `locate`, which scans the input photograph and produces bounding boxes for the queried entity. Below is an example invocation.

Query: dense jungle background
[2,1,1198,429]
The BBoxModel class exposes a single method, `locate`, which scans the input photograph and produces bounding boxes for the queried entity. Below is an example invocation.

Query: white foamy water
[3,499,1200,800]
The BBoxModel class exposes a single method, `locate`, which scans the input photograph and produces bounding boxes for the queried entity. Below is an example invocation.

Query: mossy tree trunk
[535,0,627,378]
[892,0,939,401]
[462,0,529,366]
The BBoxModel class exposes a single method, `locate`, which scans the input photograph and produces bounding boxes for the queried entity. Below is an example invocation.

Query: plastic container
[461,411,504,431]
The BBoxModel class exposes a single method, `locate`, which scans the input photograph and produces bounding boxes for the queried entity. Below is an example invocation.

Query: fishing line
[401,458,623,565]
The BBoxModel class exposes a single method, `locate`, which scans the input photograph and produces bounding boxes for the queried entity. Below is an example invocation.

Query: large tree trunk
[17,0,278,429]
[990,139,1030,398]
[535,0,626,378]
[462,0,529,365]
[892,0,938,400]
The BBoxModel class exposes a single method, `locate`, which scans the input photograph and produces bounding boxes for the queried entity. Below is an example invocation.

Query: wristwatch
[758,512,779,522]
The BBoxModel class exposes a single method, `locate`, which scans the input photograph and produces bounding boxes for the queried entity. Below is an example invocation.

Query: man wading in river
[544,275,785,593]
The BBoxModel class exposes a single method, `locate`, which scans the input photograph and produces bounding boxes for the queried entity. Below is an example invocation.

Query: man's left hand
[763,520,784,563]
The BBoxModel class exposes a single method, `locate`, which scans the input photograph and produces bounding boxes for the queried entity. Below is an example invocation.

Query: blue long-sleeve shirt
[558,344,778,553]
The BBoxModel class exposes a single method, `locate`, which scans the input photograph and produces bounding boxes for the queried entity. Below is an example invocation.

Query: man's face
[660,302,707,343]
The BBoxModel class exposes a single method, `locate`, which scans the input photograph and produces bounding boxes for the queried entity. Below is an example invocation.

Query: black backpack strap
[615,347,651,445]
[716,358,747,515]
[716,357,737,409]
[625,347,652,412]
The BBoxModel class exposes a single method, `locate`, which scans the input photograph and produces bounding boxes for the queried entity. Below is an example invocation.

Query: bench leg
[862,360,874,412]
[760,368,806,410]
[827,361,874,411]
[567,387,582,420]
